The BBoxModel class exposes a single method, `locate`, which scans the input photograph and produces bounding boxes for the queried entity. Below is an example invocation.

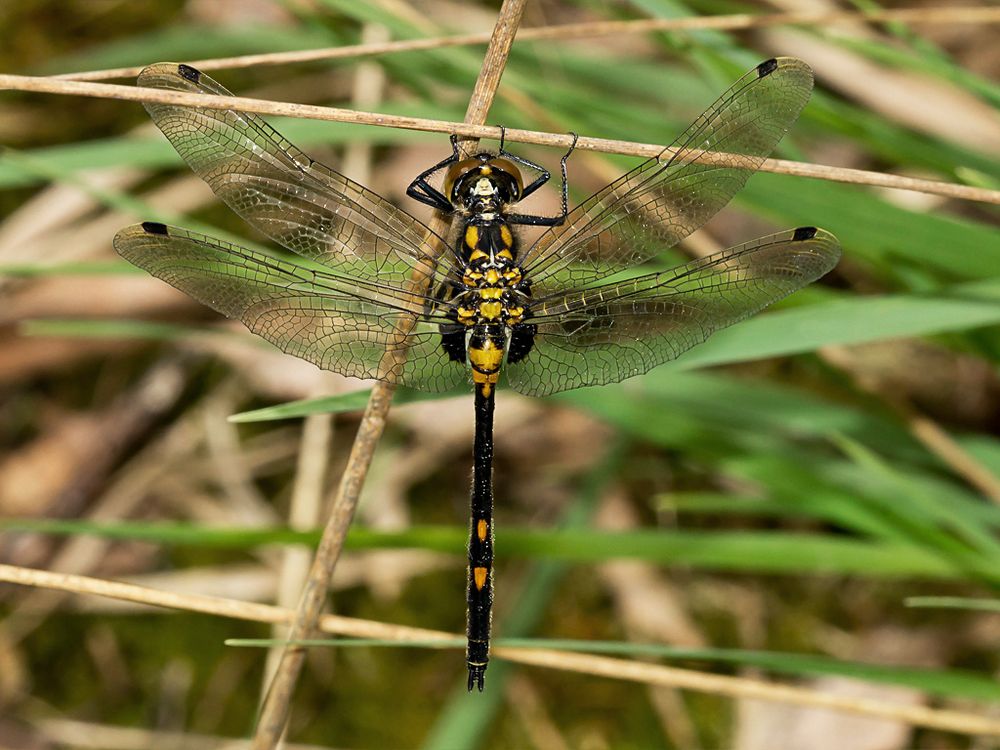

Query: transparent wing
[137,62,457,290]
[114,222,469,393]
[520,58,814,297]
[507,228,840,397]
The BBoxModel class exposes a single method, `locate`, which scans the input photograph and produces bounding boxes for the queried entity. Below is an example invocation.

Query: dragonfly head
[445,154,524,212]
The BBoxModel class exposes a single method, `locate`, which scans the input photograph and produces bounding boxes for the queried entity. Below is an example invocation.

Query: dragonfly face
[444,154,524,217]
[114,58,842,692]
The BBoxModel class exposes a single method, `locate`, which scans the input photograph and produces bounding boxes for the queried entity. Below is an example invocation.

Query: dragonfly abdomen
[468,326,506,397]
[466,378,496,692]
[457,213,523,689]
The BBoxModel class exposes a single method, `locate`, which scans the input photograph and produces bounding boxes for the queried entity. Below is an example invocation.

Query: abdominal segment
[468,327,506,397]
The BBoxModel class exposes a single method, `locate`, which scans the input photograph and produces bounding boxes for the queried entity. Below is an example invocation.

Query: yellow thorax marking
[500,224,513,248]
[465,225,479,248]
[479,287,502,300]
[484,268,500,285]
[479,301,502,320]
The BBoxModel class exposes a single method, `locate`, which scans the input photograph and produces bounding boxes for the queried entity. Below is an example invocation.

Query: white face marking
[472,177,495,197]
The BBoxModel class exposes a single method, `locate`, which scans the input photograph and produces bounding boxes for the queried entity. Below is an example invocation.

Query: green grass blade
[229,387,455,421]
[906,597,1000,613]
[224,637,1000,701]
[0,518,966,578]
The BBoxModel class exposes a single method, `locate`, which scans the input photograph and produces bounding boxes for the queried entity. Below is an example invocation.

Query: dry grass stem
[1,358,190,647]
[505,674,572,750]
[821,346,1000,505]
[258,26,390,714]
[7,8,998,742]
[1,73,995,206]
[261,406,331,694]
[249,390,389,748]
[37,718,337,750]
[249,2,527,746]
[53,6,1000,82]
[3,563,1000,737]
[905,413,1000,504]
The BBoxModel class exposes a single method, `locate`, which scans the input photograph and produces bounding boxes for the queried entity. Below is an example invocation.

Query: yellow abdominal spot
[477,519,488,541]
[472,370,497,396]
[474,566,488,590]
[469,343,504,370]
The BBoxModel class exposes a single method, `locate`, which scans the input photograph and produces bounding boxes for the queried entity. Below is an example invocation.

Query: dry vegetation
[1,1,1000,748]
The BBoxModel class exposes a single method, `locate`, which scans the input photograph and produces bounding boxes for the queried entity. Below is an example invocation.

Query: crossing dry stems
[3,563,1000,738]
[3,6,999,745]
[51,6,1000,82]
[1,73,997,206]
[249,1,528,746]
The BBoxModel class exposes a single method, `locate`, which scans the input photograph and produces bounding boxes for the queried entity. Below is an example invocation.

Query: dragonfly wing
[520,58,814,297]
[506,227,840,397]
[115,223,469,393]
[137,63,455,290]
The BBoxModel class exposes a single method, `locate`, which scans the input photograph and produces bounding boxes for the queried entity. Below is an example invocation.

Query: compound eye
[486,158,524,199]
[444,157,484,202]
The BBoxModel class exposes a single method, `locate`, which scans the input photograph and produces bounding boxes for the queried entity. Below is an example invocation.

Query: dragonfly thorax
[452,217,531,397]
[455,220,528,328]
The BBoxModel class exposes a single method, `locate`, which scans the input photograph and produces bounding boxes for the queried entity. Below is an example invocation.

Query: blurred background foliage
[1,0,999,748]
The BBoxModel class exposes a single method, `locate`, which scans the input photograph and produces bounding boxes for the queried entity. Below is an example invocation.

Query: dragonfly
[114,57,840,691]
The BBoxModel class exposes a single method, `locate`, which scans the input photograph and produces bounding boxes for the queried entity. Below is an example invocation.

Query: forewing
[520,58,814,297]
[137,63,455,290]
[114,223,469,393]
[507,228,840,397]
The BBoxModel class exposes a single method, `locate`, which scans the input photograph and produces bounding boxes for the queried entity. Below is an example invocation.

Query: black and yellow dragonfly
[114,57,840,691]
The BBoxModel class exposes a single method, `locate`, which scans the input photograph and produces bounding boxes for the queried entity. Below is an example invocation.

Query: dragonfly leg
[405,135,463,211]
[557,132,579,216]
[498,131,551,200]
[504,132,578,226]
